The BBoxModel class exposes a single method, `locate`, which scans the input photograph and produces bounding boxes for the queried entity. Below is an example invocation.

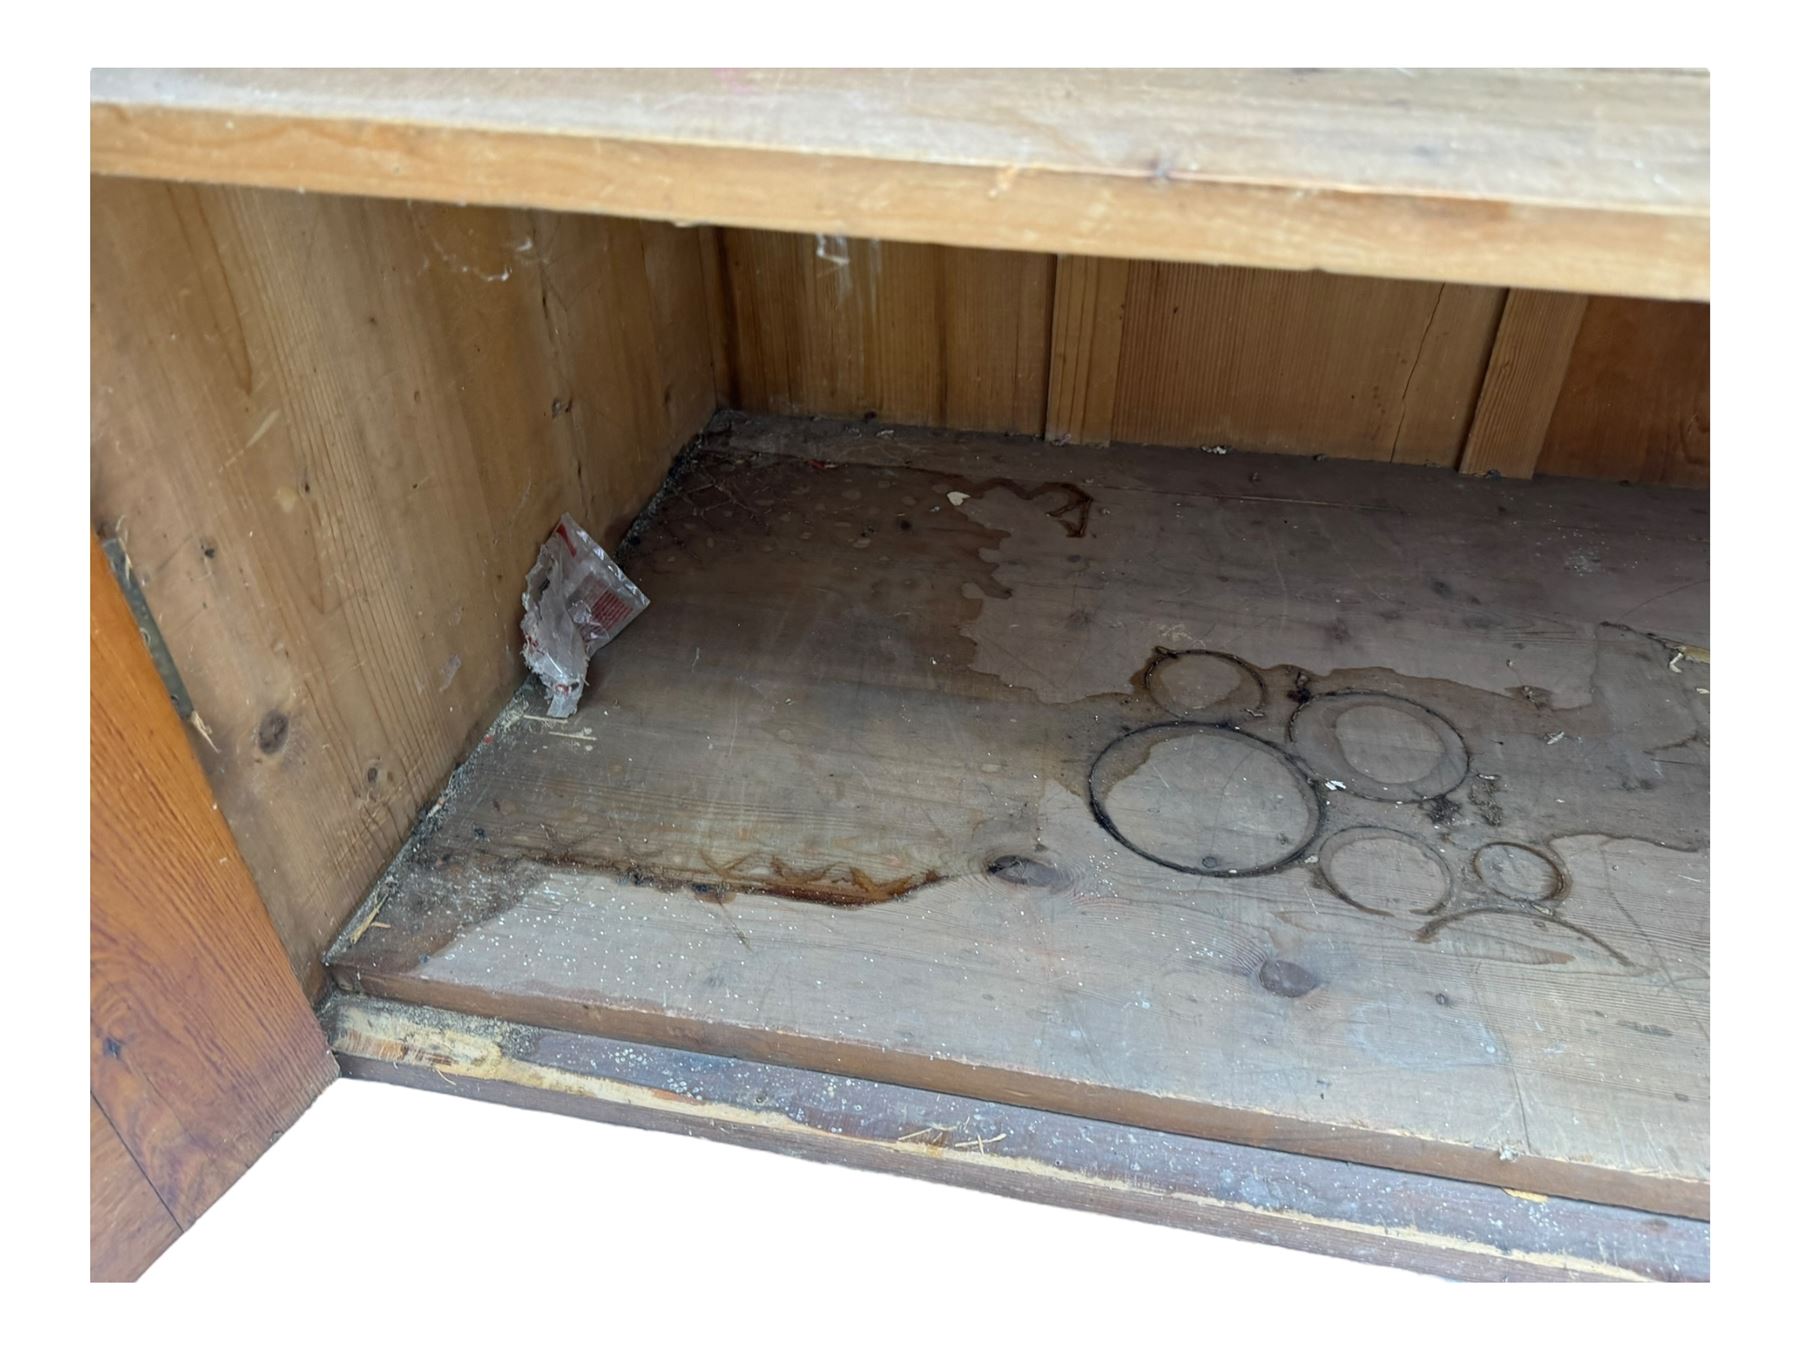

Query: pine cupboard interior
[89,68,1710,1282]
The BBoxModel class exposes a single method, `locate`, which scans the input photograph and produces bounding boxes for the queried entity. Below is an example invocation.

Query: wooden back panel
[711,230,1708,486]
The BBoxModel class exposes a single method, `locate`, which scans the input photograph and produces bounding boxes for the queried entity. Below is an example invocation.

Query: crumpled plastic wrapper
[521,513,649,717]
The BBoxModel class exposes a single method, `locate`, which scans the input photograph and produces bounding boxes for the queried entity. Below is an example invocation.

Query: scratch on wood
[244,408,282,450]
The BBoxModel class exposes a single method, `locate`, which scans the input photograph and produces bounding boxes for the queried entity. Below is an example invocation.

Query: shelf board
[91,68,1708,299]
[327,413,1710,1223]
[327,993,1708,1281]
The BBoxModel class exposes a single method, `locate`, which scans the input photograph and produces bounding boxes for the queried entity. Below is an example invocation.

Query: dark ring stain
[1471,840,1571,906]
[1086,721,1325,879]
[1135,647,1269,722]
[1414,907,1634,968]
[1283,688,1472,803]
[1314,826,1456,917]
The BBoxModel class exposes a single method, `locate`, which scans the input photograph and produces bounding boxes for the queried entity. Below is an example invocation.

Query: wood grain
[1112,262,1504,462]
[91,1099,181,1282]
[1538,298,1710,486]
[1390,285,1511,467]
[91,179,715,987]
[328,995,1708,1281]
[1460,291,1591,479]
[91,532,336,1271]
[716,228,1051,434]
[330,414,1710,1218]
[696,226,734,404]
[90,68,1709,299]
[1044,255,1130,445]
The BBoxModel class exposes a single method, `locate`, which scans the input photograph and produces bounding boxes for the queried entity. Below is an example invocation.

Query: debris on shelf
[521,513,649,718]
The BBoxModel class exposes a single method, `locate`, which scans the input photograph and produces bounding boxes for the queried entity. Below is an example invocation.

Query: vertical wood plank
[944,245,1054,436]
[532,211,719,542]
[91,1099,181,1282]
[1537,297,1709,486]
[1390,286,1507,466]
[92,531,336,1271]
[696,225,736,407]
[1111,262,1504,461]
[640,221,722,456]
[717,228,1052,434]
[1459,289,1590,478]
[1044,254,1130,445]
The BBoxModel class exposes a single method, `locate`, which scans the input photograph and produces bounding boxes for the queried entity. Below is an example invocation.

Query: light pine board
[1044,254,1130,445]
[1460,290,1591,480]
[1111,262,1503,463]
[714,228,1052,434]
[92,68,1709,299]
[331,415,1709,1218]
[91,179,715,987]
[1538,298,1710,486]
[705,230,1705,485]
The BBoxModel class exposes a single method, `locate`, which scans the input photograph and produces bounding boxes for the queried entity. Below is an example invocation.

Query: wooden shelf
[91,68,1708,300]
[326,414,1710,1227]
[326,993,1709,1281]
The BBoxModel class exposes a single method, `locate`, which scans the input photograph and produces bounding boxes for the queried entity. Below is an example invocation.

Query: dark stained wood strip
[91,532,336,1271]
[326,995,1707,1282]
[91,1099,181,1282]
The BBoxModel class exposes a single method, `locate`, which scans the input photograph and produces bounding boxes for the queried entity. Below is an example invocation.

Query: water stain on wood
[342,424,1708,969]
[325,415,1709,1217]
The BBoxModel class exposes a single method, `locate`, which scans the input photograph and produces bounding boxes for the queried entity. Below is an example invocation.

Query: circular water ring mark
[1087,722,1322,877]
[1287,691,1469,803]
[1140,649,1267,723]
[1315,826,1455,916]
[1472,841,1570,906]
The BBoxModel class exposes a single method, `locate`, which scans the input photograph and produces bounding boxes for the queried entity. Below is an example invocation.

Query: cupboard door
[91,532,335,1280]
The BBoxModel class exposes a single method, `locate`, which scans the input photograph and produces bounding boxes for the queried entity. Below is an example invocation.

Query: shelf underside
[92,68,1708,299]
[329,414,1710,1223]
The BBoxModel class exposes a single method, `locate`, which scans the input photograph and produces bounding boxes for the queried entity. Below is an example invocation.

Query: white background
[149,1075,1429,1294]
